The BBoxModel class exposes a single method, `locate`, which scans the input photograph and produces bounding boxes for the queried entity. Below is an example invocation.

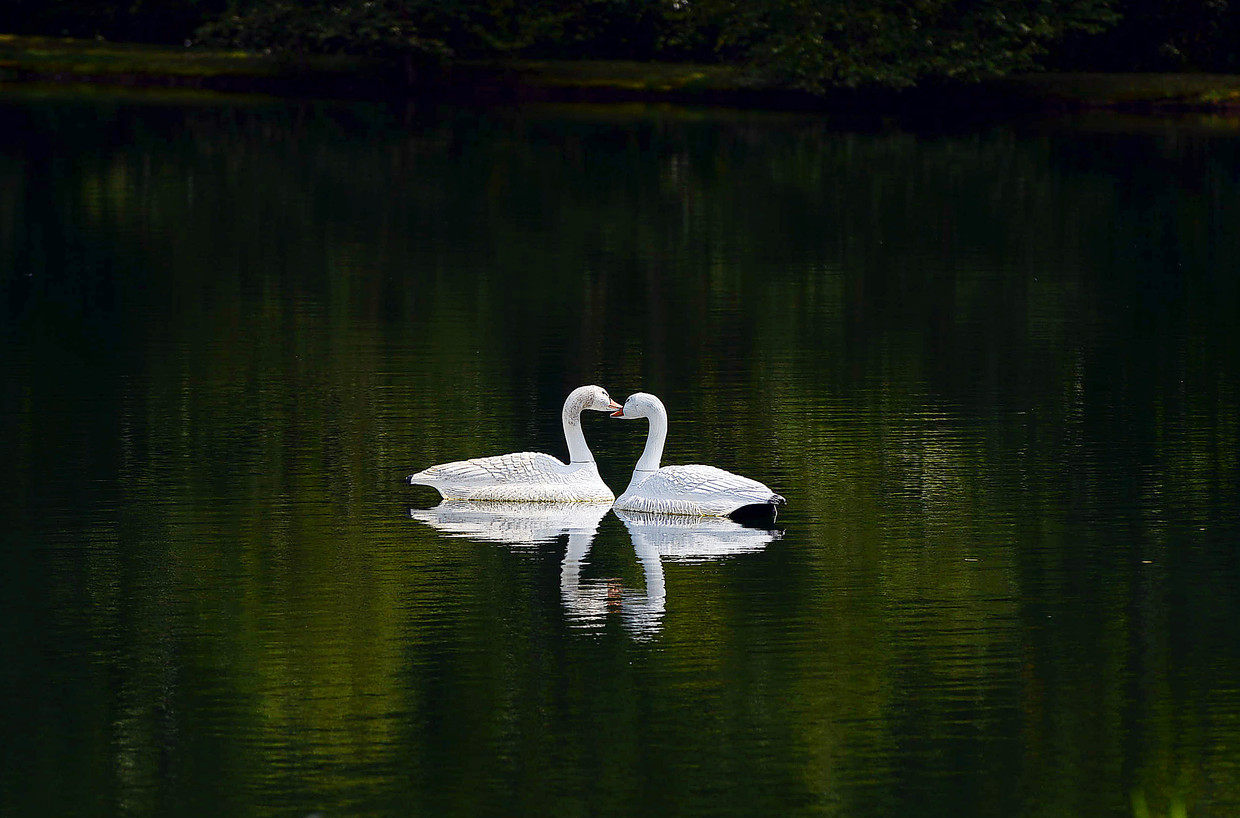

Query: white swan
[408,385,620,502]
[610,392,786,518]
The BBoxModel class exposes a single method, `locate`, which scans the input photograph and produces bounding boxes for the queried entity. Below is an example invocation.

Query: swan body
[408,385,620,502]
[611,392,785,518]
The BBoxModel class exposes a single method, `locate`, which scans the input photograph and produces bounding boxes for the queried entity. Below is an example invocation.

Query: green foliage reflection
[1,99,1239,817]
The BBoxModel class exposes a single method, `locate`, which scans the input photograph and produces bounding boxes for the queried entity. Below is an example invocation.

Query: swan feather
[616,465,783,516]
[410,452,614,502]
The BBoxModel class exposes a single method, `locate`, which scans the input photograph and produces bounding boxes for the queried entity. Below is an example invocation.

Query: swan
[610,392,786,519]
[407,385,620,502]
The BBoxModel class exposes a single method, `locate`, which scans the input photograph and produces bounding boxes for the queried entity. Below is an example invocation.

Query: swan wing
[410,452,564,486]
[616,465,783,516]
[409,452,614,502]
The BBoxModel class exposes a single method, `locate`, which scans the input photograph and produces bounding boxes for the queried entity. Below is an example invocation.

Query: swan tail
[728,501,781,525]
[407,471,450,498]
[727,492,785,524]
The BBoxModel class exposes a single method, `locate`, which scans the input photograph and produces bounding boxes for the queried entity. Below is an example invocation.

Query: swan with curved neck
[611,392,786,518]
[408,385,620,502]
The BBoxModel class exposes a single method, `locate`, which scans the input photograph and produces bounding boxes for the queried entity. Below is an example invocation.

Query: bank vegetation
[3,0,1240,107]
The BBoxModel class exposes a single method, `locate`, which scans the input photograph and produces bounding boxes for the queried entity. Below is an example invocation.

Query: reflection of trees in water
[6,103,1237,428]
[3,101,1240,815]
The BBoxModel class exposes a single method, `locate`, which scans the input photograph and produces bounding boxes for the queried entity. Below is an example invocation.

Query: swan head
[611,392,665,420]
[568,385,623,414]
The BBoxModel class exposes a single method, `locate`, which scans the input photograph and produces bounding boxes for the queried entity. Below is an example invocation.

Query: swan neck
[562,392,593,463]
[635,405,667,473]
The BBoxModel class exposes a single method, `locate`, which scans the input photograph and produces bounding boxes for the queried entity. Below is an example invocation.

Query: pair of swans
[407,385,785,519]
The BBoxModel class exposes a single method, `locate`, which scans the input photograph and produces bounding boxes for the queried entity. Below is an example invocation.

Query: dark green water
[1,90,1238,818]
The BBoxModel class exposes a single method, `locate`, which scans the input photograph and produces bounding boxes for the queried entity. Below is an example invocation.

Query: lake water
[1,89,1238,818]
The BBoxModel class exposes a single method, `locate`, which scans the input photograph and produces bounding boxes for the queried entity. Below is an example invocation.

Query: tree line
[4,0,1240,89]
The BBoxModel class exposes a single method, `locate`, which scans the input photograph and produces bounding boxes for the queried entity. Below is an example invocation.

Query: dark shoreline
[4,34,1240,113]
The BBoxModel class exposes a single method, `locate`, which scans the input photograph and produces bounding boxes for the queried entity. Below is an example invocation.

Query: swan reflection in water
[603,509,781,638]
[408,500,612,546]
[408,502,780,639]
[612,509,782,563]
